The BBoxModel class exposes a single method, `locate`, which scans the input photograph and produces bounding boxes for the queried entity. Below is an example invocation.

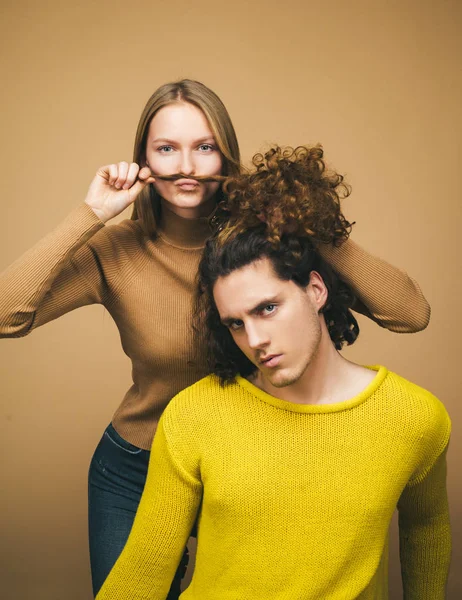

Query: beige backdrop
[0,0,460,598]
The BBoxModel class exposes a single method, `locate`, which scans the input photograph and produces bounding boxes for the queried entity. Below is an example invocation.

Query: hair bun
[221,145,353,246]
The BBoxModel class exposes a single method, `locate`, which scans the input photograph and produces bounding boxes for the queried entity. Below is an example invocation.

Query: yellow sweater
[0,204,430,449]
[97,366,451,599]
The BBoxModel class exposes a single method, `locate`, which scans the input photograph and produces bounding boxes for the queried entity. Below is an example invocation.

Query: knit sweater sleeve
[317,238,430,333]
[96,412,202,600]
[0,204,106,337]
[397,445,451,600]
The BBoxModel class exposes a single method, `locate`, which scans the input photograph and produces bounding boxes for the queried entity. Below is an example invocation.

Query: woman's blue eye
[158,145,174,153]
[199,144,215,152]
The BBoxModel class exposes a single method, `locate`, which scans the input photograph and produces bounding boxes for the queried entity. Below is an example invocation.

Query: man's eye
[263,304,276,315]
[229,320,243,331]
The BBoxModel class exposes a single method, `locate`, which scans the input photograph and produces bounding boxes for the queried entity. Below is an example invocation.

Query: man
[97,148,451,599]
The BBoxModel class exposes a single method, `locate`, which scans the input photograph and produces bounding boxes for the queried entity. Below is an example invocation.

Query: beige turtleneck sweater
[0,204,430,449]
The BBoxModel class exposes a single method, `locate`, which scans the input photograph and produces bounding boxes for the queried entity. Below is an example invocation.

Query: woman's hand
[84,162,155,223]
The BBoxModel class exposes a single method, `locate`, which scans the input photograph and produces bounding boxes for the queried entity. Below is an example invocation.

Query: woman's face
[145,102,223,219]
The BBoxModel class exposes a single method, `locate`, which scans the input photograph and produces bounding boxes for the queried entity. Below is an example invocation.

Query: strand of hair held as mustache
[146,172,228,183]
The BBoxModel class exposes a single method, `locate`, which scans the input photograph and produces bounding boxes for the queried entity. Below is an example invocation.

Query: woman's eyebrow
[151,136,216,145]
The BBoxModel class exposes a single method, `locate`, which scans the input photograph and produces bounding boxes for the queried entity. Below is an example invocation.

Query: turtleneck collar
[157,204,213,249]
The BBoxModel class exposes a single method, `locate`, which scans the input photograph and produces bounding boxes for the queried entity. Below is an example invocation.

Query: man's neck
[253,326,376,406]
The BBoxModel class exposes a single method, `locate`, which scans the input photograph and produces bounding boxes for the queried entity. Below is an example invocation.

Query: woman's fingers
[127,172,156,202]
[138,165,156,184]
[107,163,119,186]
[99,162,154,189]
[87,162,156,223]
[123,162,141,190]
[114,161,130,189]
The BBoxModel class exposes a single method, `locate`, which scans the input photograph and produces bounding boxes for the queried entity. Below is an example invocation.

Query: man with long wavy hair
[97,147,451,600]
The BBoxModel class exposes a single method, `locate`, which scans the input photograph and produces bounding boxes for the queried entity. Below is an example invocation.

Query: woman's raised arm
[0,163,154,337]
[317,238,430,333]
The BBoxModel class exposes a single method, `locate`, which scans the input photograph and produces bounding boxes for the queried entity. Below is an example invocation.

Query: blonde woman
[0,80,430,597]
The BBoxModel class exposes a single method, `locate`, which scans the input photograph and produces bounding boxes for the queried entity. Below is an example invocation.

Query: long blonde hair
[131,79,241,234]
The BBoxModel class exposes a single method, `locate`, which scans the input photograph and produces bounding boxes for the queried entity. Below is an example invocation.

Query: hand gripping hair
[195,145,359,383]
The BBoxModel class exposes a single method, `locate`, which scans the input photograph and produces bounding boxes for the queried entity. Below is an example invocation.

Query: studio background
[0,0,460,598]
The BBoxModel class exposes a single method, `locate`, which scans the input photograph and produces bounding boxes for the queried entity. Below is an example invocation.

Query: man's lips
[259,354,282,368]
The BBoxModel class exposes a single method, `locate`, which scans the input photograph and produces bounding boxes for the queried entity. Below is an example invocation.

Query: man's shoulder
[178,373,238,398]
[159,375,242,446]
[381,368,451,439]
[379,369,451,484]
[165,375,239,417]
[384,369,444,406]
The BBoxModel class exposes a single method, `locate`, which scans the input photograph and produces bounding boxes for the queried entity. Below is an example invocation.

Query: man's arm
[96,417,202,600]
[397,447,451,600]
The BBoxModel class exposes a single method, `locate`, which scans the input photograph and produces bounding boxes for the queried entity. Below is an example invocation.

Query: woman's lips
[175,179,200,190]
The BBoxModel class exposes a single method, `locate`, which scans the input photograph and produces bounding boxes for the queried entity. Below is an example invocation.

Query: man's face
[213,257,327,391]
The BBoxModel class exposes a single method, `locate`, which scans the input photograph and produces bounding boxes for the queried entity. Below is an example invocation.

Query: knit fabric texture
[97,366,451,599]
[0,203,431,449]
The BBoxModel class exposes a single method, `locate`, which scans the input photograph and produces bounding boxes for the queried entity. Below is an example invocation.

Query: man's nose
[247,324,270,350]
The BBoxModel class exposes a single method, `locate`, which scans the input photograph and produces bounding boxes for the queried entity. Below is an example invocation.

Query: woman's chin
[161,195,216,219]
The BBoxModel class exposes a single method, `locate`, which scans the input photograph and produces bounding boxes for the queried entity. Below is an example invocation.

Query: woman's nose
[180,151,195,175]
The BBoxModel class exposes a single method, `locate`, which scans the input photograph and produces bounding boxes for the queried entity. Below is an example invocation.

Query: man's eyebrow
[220,316,237,327]
[219,296,279,326]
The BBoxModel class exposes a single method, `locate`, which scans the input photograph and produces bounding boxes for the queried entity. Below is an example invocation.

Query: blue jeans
[88,423,188,598]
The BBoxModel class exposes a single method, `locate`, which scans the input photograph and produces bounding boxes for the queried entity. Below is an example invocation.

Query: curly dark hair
[217,144,353,246]
[195,145,359,384]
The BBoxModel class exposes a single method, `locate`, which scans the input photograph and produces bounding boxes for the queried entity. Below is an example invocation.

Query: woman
[0,80,430,597]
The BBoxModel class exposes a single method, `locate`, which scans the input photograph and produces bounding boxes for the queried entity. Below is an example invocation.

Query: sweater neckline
[235,365,388,414]
[157,204,212,249]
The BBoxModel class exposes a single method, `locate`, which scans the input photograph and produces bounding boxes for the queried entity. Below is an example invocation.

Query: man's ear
[307,271,328,312]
